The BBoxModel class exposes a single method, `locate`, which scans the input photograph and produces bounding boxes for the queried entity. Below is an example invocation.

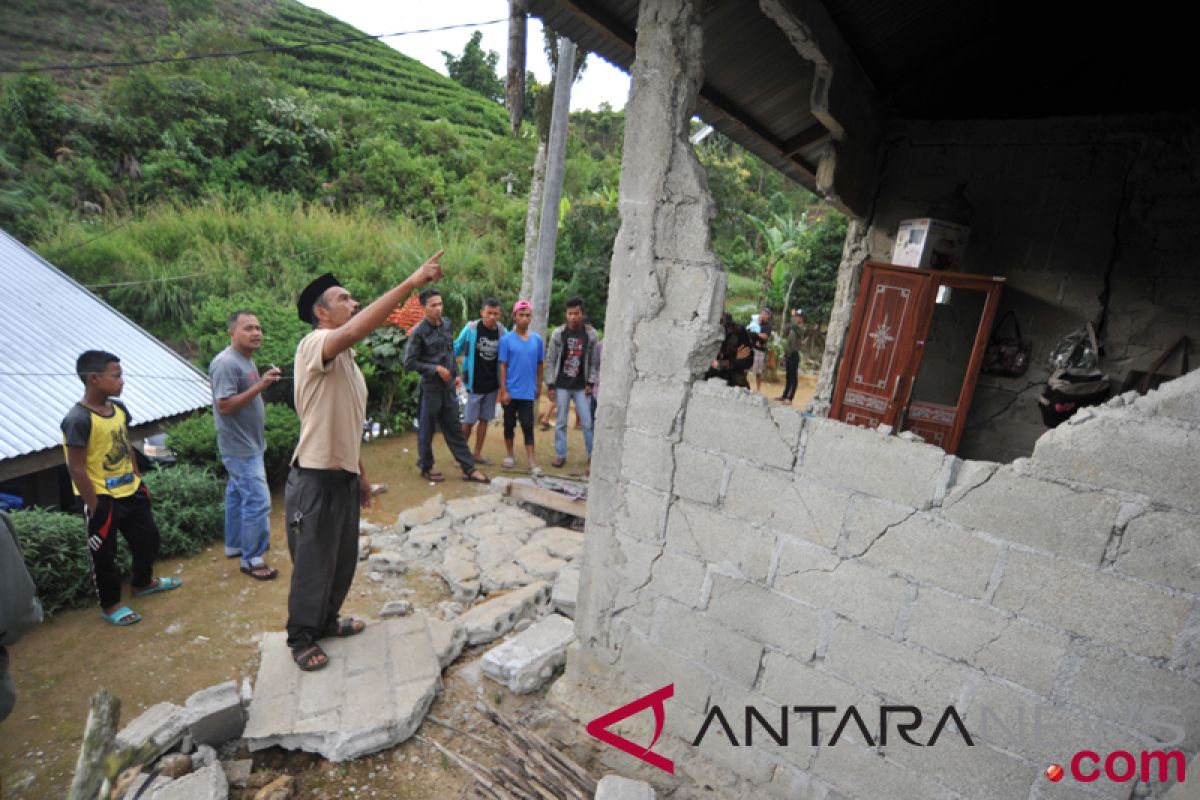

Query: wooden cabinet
[831,261,1003,454]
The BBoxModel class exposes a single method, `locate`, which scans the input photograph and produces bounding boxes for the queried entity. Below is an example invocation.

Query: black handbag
[982,311,1031,377]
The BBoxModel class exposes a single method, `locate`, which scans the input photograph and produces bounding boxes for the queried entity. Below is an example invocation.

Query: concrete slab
[380,600,412,618]
[595,775,658,800]
[242,618,441,761]
[115,701,189,756]
[527,527,584,561]
[481,614,576,693]
[366,551,408,574]
[457,582,552,645]
[184,681,245,746]
[397,492,445,529]
[552,565,580,618]
[479,562,533,594]
[444,493,502,522]
[422,613,467,669]
[148,762,228,800]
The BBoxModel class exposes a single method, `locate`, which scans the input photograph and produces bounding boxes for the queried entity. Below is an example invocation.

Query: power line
[1,18,508,75]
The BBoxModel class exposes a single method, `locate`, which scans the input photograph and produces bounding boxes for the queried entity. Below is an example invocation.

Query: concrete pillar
[575,0,724,660]
[806,216,869,415]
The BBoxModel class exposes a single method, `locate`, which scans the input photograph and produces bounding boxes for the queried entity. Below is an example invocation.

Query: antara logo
[585,685,976,775]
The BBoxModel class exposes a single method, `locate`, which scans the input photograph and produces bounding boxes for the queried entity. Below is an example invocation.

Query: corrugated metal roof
[0,228,211,462]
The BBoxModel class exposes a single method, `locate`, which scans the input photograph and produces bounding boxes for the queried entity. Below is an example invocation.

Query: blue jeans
[554,387,594,460]
[222,454,271,567]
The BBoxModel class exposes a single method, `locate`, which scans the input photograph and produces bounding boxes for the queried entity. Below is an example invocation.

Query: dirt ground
[0,377,815,799]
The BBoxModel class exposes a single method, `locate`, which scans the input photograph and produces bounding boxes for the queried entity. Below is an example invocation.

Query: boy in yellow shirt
[61,351,181,625]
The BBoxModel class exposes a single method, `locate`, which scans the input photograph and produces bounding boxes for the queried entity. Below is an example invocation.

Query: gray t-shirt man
[209,347,265,457]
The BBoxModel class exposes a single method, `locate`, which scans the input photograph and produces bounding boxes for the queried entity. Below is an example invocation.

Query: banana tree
[748,212,806,306]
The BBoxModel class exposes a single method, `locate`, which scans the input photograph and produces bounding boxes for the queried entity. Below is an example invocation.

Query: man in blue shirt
[498,300,544,473]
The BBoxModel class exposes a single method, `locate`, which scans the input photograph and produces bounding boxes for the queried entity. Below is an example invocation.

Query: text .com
[1045,751,1187,784]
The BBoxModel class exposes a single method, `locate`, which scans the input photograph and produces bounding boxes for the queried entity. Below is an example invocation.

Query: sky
[296,1,631,112]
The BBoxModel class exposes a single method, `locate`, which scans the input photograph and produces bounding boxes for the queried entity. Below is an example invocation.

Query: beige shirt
[291,328,368,473]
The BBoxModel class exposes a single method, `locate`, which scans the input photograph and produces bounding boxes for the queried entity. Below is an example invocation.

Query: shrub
[165,403,300,487]
[9,464,224,615]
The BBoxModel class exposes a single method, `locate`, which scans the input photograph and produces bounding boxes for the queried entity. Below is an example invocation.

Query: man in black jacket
[403,289,490,484]
[704,313,754,389]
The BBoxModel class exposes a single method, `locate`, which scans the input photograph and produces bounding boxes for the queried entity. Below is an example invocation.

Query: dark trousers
[417,383,475,473]
[503,399,535,445]
[284,466,359,650]
[783,352,800,400]
[84,488,159,608]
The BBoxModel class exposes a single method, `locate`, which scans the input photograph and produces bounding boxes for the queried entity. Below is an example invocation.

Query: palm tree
[749,212,806,305]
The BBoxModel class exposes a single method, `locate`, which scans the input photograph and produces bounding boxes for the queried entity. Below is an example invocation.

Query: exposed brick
[620,429,676,493]
[672,444,727,505]
[1115,510,1200,593]
[652,598,763,688]
[904,588,1069,695]
[811,741,959,800]
[800,418,947,508]
[941,468,1118,564]
[858,512,1000,599]
[724,466,851,549]
[757,653,870,737]
[649,549,707,607]
[993,550,1195,659]
[773,539,908,634]
[619,631,713,713]
[627,377,690,438]
[665,500,774,582]
[824,621,971,710]
[683,381,799,469]
[881,737,1034,800]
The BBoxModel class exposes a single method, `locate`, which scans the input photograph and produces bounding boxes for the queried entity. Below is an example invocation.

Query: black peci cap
[297,272,341,324]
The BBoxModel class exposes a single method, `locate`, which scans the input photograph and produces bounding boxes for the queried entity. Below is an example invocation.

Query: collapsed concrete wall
[557,3,1200,796]
[840,118,1200,463]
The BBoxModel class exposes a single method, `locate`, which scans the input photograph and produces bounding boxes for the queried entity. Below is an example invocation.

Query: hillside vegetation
[0,0,844,381]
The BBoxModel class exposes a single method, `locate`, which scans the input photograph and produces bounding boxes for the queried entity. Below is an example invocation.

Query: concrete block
[115,701,189,755]
[366,551,408,574]
[396,492,444,529]
[457,582,552,645]
[665,500,774,582]
[436,556,481,601]
[757,654,867,737]
[811,742,958,800]
[993,550,1194,659]
[659,260,724,321]
[649,550,707,607]
[683,382,799,469]
[1069,646,1200,751]
[474,532,525,572]
[400,523,452,560]
[800,418,948,508]
[653,598,763,688]
[825,622,970,710]
[380,600,412,618]
[904,589,1069,695]
[460,514,502,542]
[422,613,466,669]
[705,575,820,660]
[724,468,850,549]
[444,493,502,522]
[1031,410,1200,514]
[492,506,547,540]
[148,762,228,800]
[526,527,584,561]
[840,495,917,557]
[672,444,727,505]
[620,429,676,492]
[184,681,245,746]
[879,736,1033,800]
[1115,510,1200,593]
[632,317,714,380]
[552,564,579,618]
[479,562,532,595]
[595,774,658,800]
[627,377,690,438]
[612,483,671,543]
[514,548,568,581]
[764,763,830,800]
[942,467,1119,563]
[619,631,713,713]
[481,614,576,694]
[858,512,999,598]
[773,540,908,634]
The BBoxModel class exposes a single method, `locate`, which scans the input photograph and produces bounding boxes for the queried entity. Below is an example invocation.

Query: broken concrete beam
[397,492,445,529]
[366,551,408,574]
[527,527,584,561]
[457,582,552,645]
[185,681,245,746]
[514,548,568,581]
[493,507,548,540]
[461,512,504,542]
[444,493,502,522]
[243,618,440,761]
[400,524,453,560]
[474,532,525,572]
[595,774,658,800]
[148,761,228,800]
[482,614,575,694]
[552,565,580,619]
[115,701,189,756]
[422,613,467,669]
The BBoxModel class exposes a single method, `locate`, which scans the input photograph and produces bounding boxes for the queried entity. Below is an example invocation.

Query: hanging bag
[982,311,1032,377]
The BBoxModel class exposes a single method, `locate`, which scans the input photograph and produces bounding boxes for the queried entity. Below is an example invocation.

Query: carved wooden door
[831,262,931,429]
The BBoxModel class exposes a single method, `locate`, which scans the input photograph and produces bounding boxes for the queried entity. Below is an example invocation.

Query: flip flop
[240,563,278,581]
[292,643,329,672]
[132,576,182,597]
[100,606,141,626]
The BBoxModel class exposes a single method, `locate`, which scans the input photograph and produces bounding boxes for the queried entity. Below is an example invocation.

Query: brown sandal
[462,469,491,484]
[240,563,278,581]
[420,469,445,483]
[293,643,329,672]
[322,618,365,638]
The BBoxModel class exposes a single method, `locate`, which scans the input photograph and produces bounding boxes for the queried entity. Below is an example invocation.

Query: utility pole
[530,35,576,339]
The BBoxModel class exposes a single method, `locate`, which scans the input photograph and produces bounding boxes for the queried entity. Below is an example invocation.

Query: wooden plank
[505,482,587,518]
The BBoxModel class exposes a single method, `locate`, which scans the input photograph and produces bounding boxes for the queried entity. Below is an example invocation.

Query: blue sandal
[101,606,142,626]
[132,576,182,597]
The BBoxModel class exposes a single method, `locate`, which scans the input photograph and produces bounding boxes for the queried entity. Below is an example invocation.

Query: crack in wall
[846,508,920,560]
[1096,140,1147,341]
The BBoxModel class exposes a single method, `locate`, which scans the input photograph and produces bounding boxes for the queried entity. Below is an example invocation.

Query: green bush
[165,403,300,487]
[9,464,225,615]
